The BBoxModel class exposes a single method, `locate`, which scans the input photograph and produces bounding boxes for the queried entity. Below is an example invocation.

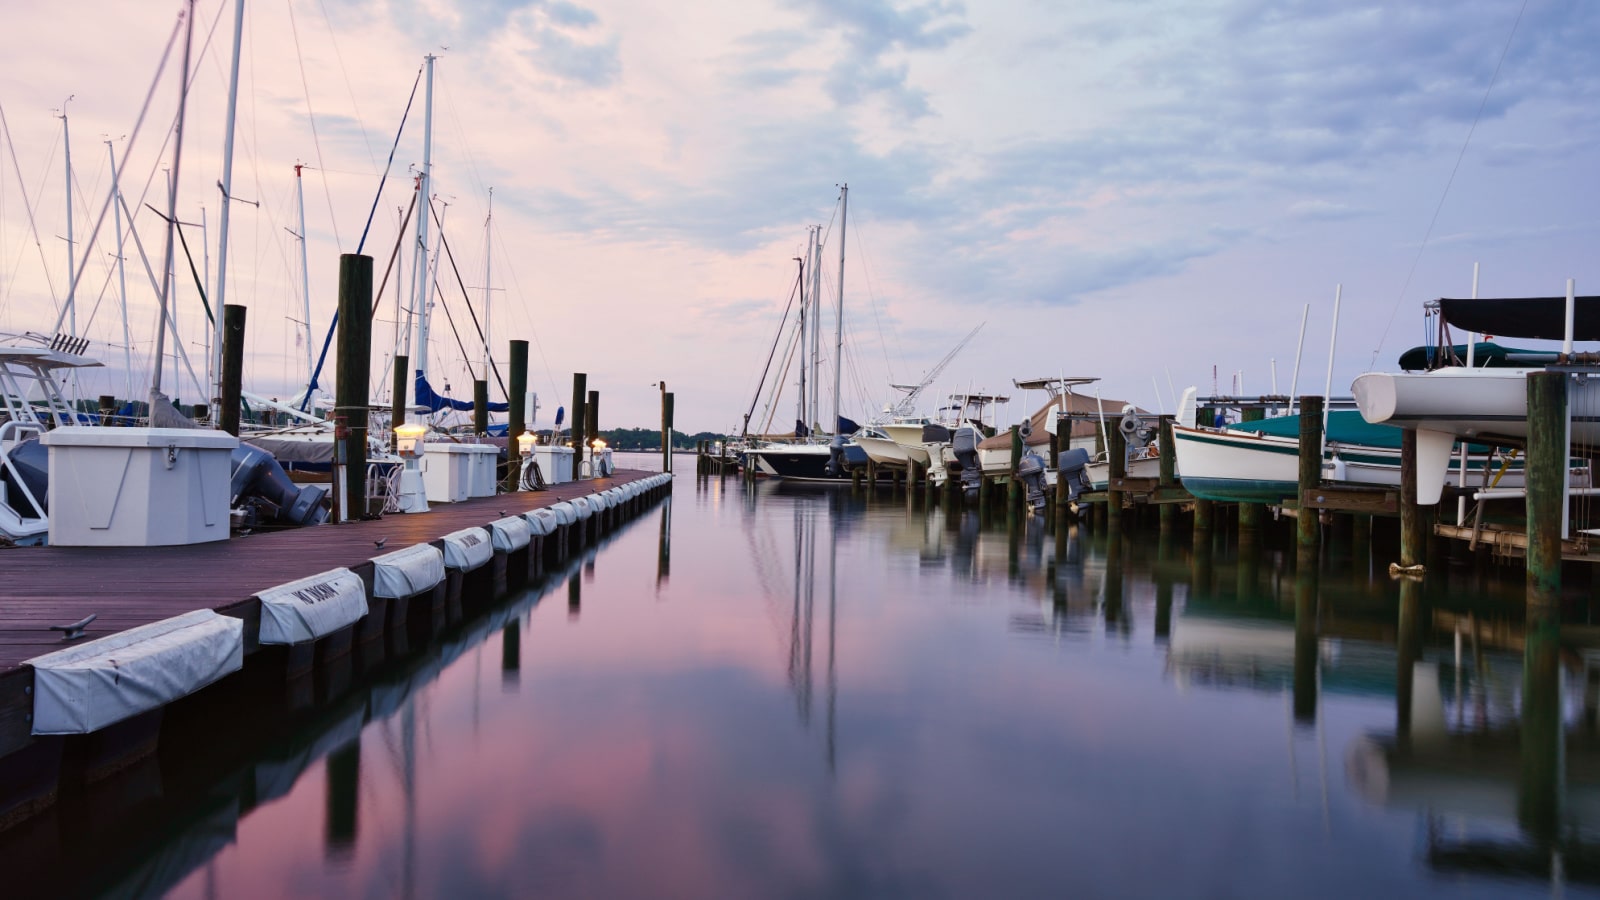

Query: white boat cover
[524,508,558,536]
[372,543,445,599]
[256,567,369,645]
[488,515,531,552]
[441,527,493,571]
[29,609,244,735]
[550,501,577,526]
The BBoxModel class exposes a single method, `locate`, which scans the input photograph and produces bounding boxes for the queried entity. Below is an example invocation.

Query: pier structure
[0,471,674,830]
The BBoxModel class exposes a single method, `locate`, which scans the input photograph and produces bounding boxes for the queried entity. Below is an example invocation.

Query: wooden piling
[1399,429,1421,567]
[1157,415,1176,534]
[505,341,527,491]
[587,389,600,452]
[1239,407,1265,533]
[661,389,673,473]
[1107,417,1126,532]
[1523,370,1565,827]
[390,354,408,448]
[1296,395,1323,564]
[570,373,587,455]
[220,303,246,436]
[335,255,372,521]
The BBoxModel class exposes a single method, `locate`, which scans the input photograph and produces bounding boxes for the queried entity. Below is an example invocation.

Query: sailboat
[747,185,855,482]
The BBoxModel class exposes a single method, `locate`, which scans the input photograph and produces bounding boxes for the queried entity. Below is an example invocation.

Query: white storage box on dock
[534,445,574,484]
[420,442,476,503]
[28,609,244,734]
[466,445,499,498]
[43,426,238,547]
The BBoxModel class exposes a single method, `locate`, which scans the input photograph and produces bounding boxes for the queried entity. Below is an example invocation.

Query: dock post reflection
[325,735,360,859]
[1395,577,1423,743]
[1154,529,1174,643]
[501,619,520,691]
[568,571,581,620]
[657,497,672,588]
[1104,530,1124,629]
[1293,564,1318,725]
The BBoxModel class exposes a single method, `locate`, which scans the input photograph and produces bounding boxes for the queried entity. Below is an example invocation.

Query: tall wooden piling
[1296,396,1323,564]
[570,373,587,454]
[1523,371,1566,831]
[1107,418,1127,532]
[587,389,600,449]
[335,254,373,521]
[390,354,408,445]
[220,303,247,436]
[1399,429,1421,567]
[1158,415,1176,534]
[505,340,528,491]
[1239,407,1265,533]
[661,388,674,473]
[473,379,489,436]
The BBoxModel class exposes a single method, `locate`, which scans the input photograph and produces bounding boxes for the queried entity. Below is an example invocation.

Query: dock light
[591,438,607,450]
[517,431,537,457]
[395,422,426,459]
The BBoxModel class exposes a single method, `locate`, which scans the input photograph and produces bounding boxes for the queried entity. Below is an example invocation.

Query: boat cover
[524,508,559,536]
[29,609,244,735]
[1227,410,1401,449]
[1439,295,1600,341]
[549,502,577,526]
[441,527,493,571]
[372,543,445,599]
[1397,341,1548,371]
[256,567,368,645]
[488,515,532,552]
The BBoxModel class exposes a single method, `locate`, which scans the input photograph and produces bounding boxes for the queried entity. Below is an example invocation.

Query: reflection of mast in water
[402,696,417,900]
[827,498,838,774]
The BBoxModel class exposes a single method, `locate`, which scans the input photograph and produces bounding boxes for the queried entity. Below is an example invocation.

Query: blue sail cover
[415,372,508,413]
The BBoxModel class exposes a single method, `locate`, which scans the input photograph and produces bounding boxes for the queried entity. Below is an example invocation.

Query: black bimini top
[1439,295,1600,341]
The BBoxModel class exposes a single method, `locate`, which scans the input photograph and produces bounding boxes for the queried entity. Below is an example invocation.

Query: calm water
[8,452,1596,898]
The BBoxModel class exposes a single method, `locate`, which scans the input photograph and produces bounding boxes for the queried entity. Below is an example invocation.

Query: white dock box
[421,442,475,503]
[534,445,574,484]
[465,444,500,498]
[43,426,238,547]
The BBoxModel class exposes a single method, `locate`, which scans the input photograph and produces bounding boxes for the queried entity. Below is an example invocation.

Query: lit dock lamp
[592,437,612,477]
[394,422,430,513]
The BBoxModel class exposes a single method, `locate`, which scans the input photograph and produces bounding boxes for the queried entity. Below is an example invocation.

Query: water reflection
[6,459,1597,897]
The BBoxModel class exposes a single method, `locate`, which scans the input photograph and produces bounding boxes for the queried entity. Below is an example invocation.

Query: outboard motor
[951,426,983,498]
[1057,447,1092,504]
[826,434,847,477]
[921,423,952,444]
[0,437,49,518]
[231,445,330,528]
[1015,451,1048,514]
[1118,405,1155,453]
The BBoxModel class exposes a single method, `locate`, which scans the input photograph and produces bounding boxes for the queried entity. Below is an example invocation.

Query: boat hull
[1353,367,1600,446]
[747,444,851,482]
[856,436,911,469]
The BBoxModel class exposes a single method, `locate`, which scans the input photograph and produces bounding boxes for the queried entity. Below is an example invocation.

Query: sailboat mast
[295,163,314,394]
[810,224,822,433]
[409,54,436,412]
[212,0,245,418]
[831,185,846,436]
[106,139,132,400]
[60,99,75,341]
[482,188,492,381]
[150,0,196,404]
[796,252,806,436]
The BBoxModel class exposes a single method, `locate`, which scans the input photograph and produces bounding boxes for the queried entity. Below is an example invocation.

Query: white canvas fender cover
[524,508,559,536]
[489,515,532,552]
[29,609,244,735]
[549,501,578,526]
[441,527,493,572]
[372,543,445,599]
[256,567,369,645]
[571,497,594,520]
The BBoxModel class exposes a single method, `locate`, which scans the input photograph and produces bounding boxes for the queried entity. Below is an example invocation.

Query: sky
[1,0,1597,434]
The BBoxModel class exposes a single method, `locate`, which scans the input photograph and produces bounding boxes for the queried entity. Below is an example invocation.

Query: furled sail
[415,372,508,413]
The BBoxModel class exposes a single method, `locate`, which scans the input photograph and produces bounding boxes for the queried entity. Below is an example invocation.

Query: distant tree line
[531,427,726,450]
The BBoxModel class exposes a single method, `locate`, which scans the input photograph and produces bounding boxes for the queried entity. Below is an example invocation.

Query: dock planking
[0,471,655,674]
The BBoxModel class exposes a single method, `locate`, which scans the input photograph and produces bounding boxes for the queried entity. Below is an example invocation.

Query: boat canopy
[1396,342,1543,371]
[415,372,508,413]
[1227,410,1401,449]
[1438,296,1600,341]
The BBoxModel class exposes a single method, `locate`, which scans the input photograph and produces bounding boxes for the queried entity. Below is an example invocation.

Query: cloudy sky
[1,0,1597,432]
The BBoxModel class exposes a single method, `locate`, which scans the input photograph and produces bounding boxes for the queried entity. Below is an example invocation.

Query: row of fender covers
[26,473,672,736]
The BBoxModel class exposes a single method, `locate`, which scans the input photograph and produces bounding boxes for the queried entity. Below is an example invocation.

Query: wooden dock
[0,470,667,827]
